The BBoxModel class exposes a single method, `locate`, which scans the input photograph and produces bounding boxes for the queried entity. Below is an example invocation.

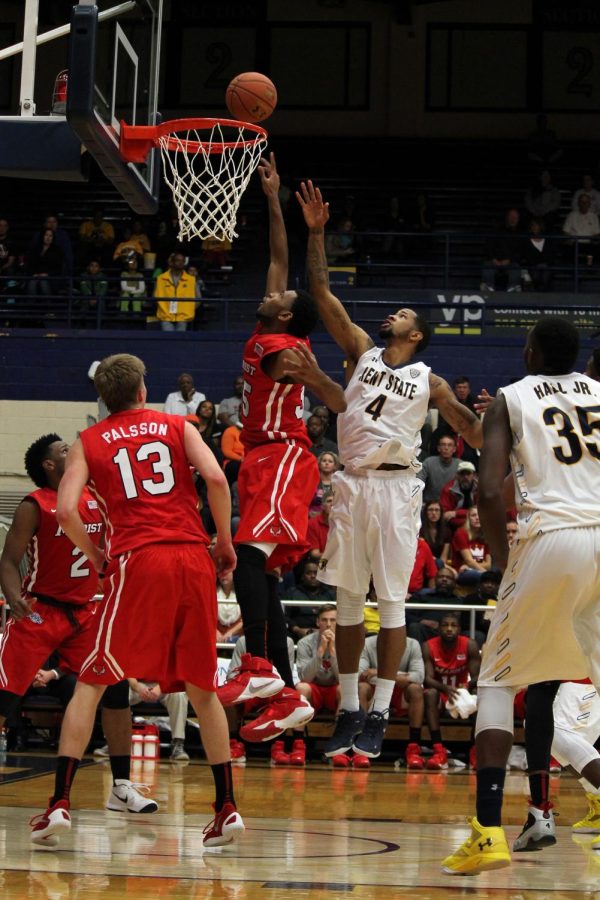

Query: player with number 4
[296,180,483,761]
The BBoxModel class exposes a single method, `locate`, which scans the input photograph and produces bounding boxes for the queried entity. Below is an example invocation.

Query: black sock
[233,545,270,659]
[476,767,506,827]
[211,761,235,812]
[109,754,130,784]
[409,728,421,744]
[430,729,442,746]
[266,574,294,689]
[51,756,80,805]
[525,681,559,807]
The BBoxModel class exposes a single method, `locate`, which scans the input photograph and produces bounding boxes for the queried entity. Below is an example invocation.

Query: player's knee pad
[102,679,129,710]
[377,598,406,629]
[335,588,365,627]
[552,725,599,774]
[0,689,20,718]
[475,685,516,736]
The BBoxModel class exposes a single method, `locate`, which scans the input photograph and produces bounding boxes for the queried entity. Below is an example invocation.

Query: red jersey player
[30,354,242,850]
[423,611,480,769]
[0,434,157,850]
[217,153,347,743]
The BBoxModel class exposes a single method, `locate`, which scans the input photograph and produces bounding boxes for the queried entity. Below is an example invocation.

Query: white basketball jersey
[500,372,600,537]
[337,347,430,471]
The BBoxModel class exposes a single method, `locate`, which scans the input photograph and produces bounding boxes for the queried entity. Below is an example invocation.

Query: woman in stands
[450,505,491,585]
[420,500,451,566]
[309,451,340,517]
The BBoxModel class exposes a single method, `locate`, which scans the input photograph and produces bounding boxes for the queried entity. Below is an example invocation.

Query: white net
[158,121,267,243]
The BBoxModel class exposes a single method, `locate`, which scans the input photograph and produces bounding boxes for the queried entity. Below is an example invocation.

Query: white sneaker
[93,744,110,757]
[170,741,190,761]
[513,803,556,852]
[30,800,71,848]
[106,780,159,813]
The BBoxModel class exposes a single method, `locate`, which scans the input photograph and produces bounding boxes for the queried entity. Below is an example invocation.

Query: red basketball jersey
[240,328,311,450]
[22,486,102,605]
[427,635,470,690]
[80,408,208,559]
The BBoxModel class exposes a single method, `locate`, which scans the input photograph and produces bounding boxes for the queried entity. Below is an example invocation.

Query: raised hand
[281,343,322,386]
[258,151,280,197]
[296,180,330,230]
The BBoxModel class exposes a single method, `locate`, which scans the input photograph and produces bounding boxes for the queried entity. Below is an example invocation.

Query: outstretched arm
[477,395,512,572]
[429,374,483,448]
[297,181,372,363]
[259,152,288,294]
[263,344,347,413]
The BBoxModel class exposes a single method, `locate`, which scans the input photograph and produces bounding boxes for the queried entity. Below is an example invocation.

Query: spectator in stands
[202,234,232,269]
[307,415,338,459]
[216,570,243,644]
[432,378,480,469]
[221,420,244,484]
[292,605,340,766]
[439,461,478,526]
[130,219,152,254]
[30,215,73,275]
[325,217,356,265]
[423,611,480,770]
[407,567,463,645]
[309,451,340,516]
[526,113,563,166]
[311,404,338,441]
[164,372,205,416]
[418,435,459,503]
[154,251,198,331]
[127,678,190,761]
[286,558,336,642]
[420,500,451,566]
[571,174,600,215]
[0,217,16,277]
[78,207,115,266]
[155,207,192,268]
[481,208,523,292]
[521,218,555,291]
[359,634,425,769]
[306,493,334,555]
[524,170,562,232]
[450,506,492,585]
[218,376,244,427]
[408,537,438,596]
[563,194,600,263]
[80,259,108,313]
[461,569,502,642]
[26,227,64,296]
[113,227,145,262]
[196,399,222,451]
[119,252,146,314]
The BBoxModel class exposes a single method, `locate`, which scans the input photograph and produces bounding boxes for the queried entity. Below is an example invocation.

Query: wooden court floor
[1,752,599,898]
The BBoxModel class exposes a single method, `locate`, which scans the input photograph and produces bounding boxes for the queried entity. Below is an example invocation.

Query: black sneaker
[323,709,366,758]
[352,710,389,758]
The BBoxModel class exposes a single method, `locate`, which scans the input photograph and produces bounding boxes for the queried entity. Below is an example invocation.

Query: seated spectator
[127,678,190,761]
[506,519,519,548]
[202,234,232,268]
[30,214,73,274]
[119,253,146,313]
[571,174,600,215]
[359,634,425,769]
[307,415,338,459]
[524,170,562,232]
[164,372,206,416]
[306,493,334,555]
[221,420,244,484]
[218,376,244,427]
[563,194,600,263]
[439,461,478,527]
[481,208,523,292]
[521,218,555,291]
[450,506,492,585]
[420,500,451,566]
[311,404,338,442]
[408,567,463,644]
[461,569,502,642]
[113,227,145,262]
[423,611,480,770]
[325,217,356,265]
[79,259,108,312]
[216,570,243,644]
[286,558,336,642]
[408,537,437,596]
[78,207,115,266]
[526,113,563,166]
[154,251,197,331]
[26,227,64,296]
[433,377,480,470]
[130,218,152,254]
[309,451,340,516]
[0,217,16,277]
[418,435,459,503]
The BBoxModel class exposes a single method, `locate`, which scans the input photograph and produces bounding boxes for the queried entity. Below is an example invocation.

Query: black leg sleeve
[233,544,270,659]
[266,575,294,689]
[525,680,560,806]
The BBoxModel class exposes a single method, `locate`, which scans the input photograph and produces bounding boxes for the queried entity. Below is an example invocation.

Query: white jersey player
[296,181,483,760]
[444,317,600,876]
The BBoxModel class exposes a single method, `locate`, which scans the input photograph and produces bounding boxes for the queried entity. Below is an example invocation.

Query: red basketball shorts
[78,543,218,693]
[390,683,410,716]
[0,600,98,696]
[235,441,319,570]
[307,682,339,713]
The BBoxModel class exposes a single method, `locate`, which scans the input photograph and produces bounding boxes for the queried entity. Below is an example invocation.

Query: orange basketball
[225,72,277,124]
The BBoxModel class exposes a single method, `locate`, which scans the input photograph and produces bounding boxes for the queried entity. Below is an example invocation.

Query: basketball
[225,72,277,123]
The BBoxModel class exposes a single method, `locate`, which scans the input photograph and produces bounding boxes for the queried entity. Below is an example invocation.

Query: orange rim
[120,117,267,162]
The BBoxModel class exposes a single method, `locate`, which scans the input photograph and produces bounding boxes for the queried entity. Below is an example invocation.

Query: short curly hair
[24,433,62,488]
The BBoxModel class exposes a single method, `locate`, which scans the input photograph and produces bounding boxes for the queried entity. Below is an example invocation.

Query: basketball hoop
[120,118,268,242]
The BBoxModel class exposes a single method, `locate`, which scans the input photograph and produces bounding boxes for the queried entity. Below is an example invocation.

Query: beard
[378,324,392,339]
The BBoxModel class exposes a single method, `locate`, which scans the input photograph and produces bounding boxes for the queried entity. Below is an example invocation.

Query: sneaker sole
[513,834,556,852]
[203,817,245,848]
[573,826,600,834]
[31,818,71,845]
[219,677,285,706]
[241,707,314,743]
[351,740,384,759]
[442,857,511,875]
[106,798,159,814]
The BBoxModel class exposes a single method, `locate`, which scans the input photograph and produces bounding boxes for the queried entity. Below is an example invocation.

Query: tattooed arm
[429,374,483,448]
[297,180,372,363]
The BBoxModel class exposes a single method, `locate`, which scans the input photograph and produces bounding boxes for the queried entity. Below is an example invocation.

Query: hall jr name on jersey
[357,365,419,399]
[100,421,169,444]
[532,379,592,400]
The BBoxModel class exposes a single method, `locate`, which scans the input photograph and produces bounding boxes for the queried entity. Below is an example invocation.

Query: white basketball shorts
[552,681,600,772]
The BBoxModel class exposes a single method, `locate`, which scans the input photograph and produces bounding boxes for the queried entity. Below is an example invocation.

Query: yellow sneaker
[442,817,511,875]
[573,793,600,833]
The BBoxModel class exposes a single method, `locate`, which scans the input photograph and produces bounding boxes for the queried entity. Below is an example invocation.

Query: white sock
[370,678,394,716]
[339,673,360,712]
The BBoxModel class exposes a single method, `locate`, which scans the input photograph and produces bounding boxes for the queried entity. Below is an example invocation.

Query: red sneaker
[352,754,371,769]
[30,799,71,848]
[405,742,425,770]
[549,756,561,774]
[229,739,246,764]
[332,753,351,768]
[289,738,306,767]
[240,688,314,743]
[426,743,449,770]
[217,654,285,707]
[469,744,477,770]
[270,739,290,766]
[203,801,245,847]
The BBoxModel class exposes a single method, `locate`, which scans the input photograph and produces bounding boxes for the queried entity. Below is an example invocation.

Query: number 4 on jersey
[365,394,387,421]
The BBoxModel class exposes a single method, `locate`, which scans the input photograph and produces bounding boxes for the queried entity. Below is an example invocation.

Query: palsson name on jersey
[337,347,431,470]
[500,372,600,537]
